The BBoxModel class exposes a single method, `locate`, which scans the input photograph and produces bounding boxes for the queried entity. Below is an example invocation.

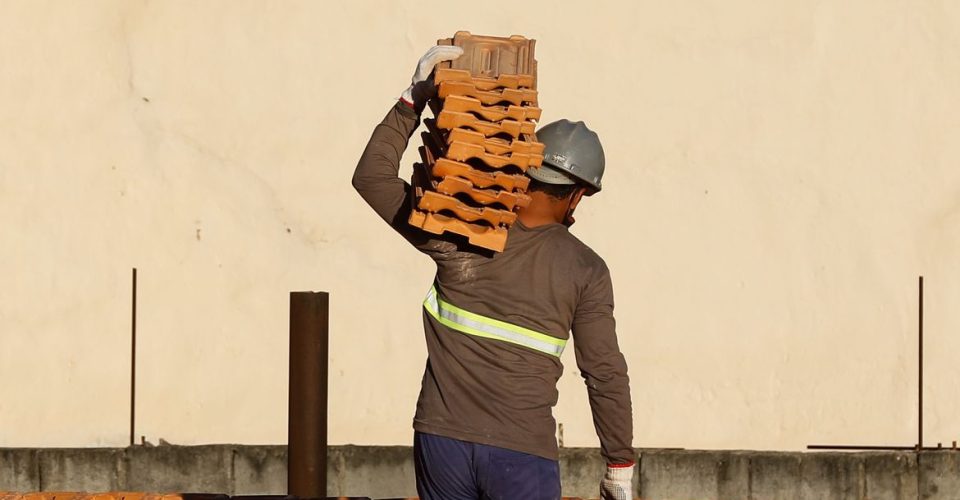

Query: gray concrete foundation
[0,446,957,499]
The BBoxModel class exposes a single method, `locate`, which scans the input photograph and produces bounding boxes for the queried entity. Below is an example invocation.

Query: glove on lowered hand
[400,45,464,113]
[600,464,634,500]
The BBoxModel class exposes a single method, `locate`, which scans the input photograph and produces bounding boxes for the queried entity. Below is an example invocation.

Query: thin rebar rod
[919,275,923,450]
[130,267,137,447]
[807,445,941,451]
[808,276,936,454]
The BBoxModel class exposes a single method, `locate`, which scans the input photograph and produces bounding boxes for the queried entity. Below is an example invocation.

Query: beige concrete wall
[1,0,958,450]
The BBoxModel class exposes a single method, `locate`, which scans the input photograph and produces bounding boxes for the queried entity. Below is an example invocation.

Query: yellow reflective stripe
[423,286,566,357]
[434,295,566,348]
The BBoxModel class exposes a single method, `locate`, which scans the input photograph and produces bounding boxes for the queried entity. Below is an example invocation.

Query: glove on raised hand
[600,464,634,500]
[400,45,464,113]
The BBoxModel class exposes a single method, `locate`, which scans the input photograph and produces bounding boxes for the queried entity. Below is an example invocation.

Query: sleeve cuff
[395,99,419,119]
[605,463,635,481]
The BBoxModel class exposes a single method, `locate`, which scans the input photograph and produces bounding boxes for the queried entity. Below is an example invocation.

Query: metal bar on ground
[807,445,926,451]
[288,291,330,498]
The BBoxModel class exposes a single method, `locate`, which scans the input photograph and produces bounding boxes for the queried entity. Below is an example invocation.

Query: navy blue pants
[414,431,561,500]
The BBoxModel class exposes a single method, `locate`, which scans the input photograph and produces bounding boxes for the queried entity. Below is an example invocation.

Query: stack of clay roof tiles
[0,495,213,500]
[0,494,423,500]
[408,32,544,253]
[0,494,590,500]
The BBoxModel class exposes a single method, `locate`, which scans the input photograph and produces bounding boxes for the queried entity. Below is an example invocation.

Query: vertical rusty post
[288,292,329,498]
[130,267,137,447]
[918,275,923,450]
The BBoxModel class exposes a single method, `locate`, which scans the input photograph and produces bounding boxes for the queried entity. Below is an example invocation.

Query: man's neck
[517,211,558,228]
[518,191,569,227]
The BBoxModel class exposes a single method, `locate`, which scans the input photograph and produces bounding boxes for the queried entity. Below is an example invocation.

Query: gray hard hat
[526,119,605,194]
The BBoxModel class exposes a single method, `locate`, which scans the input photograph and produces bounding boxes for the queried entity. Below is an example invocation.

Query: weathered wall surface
[2,1,959,450]
[3,446,960,499]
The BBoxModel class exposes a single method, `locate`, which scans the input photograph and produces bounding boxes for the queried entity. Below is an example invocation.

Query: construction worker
[353,46,634,500]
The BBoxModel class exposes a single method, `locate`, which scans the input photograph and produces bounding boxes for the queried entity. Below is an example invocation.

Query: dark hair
[528,179,580,200]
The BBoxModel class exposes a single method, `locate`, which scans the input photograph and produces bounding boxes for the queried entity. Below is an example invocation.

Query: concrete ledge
[0,449,39,492]
[333,446,415,498]
[1,446,957,499]
[635,451,924,500]
[124,445,233,494]
[641,450,743,500]
[716,451,751,499]
[558,448,607,499]
[37,449,123,492]
[919,451,960,500]
[232,446,286,496]
[864,453,917,500]
[798,452,864,500]
[748,452,802,500]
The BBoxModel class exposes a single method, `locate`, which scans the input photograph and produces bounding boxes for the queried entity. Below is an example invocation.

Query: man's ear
[568,187,587,211]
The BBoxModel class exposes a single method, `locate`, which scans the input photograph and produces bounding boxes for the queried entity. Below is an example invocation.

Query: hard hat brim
[526,162,578,185]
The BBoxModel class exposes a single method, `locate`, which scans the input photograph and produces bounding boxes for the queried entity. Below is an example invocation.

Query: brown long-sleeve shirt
[352,102,633,464]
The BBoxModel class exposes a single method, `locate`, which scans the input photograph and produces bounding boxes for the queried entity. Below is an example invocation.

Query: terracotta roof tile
[434,68,535,91]
[437,31,536,85]
[436,110,534,139]
[446,141,542,171]
[436,176,531,211]
[432,158,530,192]
[408,209,508,253]
[442,95,542,123]
[438,80,537,106]
[417,191,517,227]
[445,127,544,156]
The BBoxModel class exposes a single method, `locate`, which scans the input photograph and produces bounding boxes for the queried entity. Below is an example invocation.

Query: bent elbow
[351,168,369,195]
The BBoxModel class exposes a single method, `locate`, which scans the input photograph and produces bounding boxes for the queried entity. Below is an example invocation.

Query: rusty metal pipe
[288,291,329,498]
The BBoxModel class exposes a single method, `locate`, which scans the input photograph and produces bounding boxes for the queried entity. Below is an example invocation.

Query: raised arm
[352,101,420,224]
[352,46,463,237]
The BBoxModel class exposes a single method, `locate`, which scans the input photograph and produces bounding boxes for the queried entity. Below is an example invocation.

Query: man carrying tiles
[353,43,635,500]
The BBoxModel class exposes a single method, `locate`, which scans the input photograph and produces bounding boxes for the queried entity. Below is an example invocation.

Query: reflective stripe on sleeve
[423,285,566,357]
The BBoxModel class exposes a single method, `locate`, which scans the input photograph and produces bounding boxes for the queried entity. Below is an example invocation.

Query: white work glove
[600,464,634,500]
[400,45,464,112]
